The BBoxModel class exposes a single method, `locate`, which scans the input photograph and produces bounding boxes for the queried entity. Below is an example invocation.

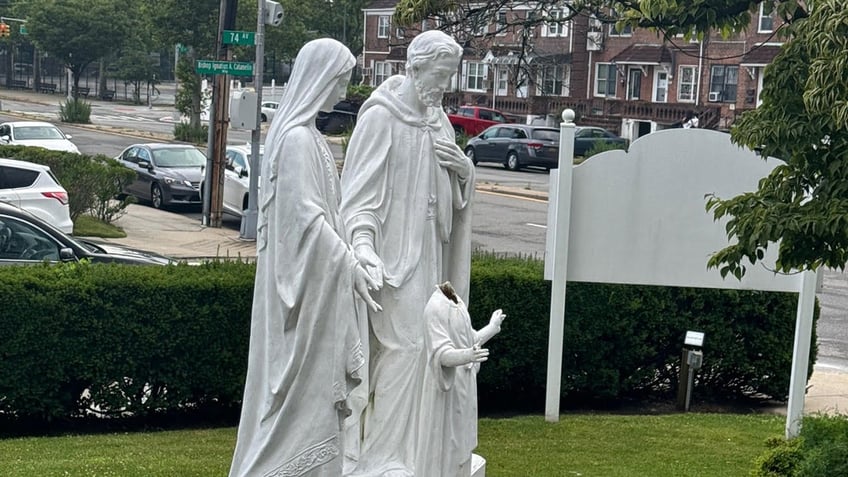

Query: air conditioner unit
[708,91,721,102]
[587,31,603,51]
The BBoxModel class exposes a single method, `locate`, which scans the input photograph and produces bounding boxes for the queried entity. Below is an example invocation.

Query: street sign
[223,30,256,46]
[195,60,254,77]
[18,25,26,35]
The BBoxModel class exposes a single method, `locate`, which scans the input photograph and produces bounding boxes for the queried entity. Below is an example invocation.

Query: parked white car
[260,101,279,122]
[222,143,262,218]
[0,157,73,234]
[0,121,80,154]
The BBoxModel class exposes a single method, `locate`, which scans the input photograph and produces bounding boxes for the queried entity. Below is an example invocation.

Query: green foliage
[707,0,848,277]
[24,0,133,92]
[173,122,209,143]
[584,140,628,158]
[73,215,127,239]
[455,131,470,150]
[346,84,375,105]
[752,436,805,477]
[58,98,91,124]
[0,256,816,423]
[751,415,848,476]
[0,146,134,222]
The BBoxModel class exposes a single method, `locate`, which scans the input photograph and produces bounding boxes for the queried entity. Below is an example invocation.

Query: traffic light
[0,23,10,38]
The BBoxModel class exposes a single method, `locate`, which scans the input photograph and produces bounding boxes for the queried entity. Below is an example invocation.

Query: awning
[740,44,783,66]
[610,44,673,65]
[530,53,572,65]
[482,47,524,65]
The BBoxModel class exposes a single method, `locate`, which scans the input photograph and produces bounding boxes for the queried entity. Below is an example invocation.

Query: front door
[627,68,642,100]
[653,71,668,103]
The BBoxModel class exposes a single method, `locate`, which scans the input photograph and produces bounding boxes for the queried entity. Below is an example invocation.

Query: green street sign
[223,30,255,46]
[18,25,27,35]
[195,60,254,77]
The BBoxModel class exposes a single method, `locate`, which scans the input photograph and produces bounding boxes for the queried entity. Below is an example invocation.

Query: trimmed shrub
[751,415,848,476]
[0,255,817,425]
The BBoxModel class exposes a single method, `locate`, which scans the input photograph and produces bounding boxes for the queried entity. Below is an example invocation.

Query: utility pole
[239,0,266,240]
[203,0,239,227]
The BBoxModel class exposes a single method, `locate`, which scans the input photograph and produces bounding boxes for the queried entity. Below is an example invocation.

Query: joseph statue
[340,30,475,476]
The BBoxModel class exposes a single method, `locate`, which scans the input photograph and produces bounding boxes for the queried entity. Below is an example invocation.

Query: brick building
[361,1,783,140]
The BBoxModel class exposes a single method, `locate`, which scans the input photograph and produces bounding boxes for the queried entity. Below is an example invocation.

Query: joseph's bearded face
[412,56,458,108]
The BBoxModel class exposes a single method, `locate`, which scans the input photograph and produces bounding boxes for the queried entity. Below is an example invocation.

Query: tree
[397,0,847,278]
[708,0,848,278]
[24,0,132,99]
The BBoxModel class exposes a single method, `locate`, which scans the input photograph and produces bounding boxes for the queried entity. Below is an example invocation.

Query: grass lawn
[0,413,782,476]
[72,214,126,238]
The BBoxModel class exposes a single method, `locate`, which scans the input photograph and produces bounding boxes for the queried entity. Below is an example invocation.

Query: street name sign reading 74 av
[223,30,255,46]
[196,60,254,77]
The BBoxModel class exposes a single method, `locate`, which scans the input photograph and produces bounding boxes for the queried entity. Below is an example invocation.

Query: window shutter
[461,61,468,91]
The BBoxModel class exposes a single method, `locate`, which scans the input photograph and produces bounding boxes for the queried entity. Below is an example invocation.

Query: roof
[740,44,783,66]
[0,157,51,171]
[610,44,673,65]
[365,0,398,10]
[2,121,61,128]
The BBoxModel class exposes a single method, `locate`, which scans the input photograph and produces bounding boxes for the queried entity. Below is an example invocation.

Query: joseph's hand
[435,138,473,180]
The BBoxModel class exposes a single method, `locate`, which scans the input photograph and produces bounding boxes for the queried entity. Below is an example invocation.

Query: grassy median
[0,413,783,476]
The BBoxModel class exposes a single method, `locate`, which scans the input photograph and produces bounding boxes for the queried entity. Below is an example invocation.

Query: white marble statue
[416,282,504,477]
[228,38,381,477]
[340,30,475,476]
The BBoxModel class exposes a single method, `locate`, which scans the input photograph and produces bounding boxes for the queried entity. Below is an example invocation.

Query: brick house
[360,1,783,140]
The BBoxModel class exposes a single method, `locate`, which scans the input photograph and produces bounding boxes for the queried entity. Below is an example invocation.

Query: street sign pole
[239,0,265,240]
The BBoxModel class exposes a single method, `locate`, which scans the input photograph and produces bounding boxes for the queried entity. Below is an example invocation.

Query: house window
[465,62,486,91]
[374,61,389,86]
[495,11,508,36]
[396,27,405,39]
[709,65,739,103]
[537,65,569,96]
[542,10,569,37]
[377,15,390,38]
[594,63,617,97]
[677,66,698,102]
[609,22,632,36]
[758,3,774,33]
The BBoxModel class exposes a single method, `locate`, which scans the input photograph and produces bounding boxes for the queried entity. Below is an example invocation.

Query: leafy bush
[0,146,134,221]
[585,140,628,158]
[59,98,91,123]
[346,83,375,105]
[0,256,816,425]
[751,415,848,476]
[173,122,208,143]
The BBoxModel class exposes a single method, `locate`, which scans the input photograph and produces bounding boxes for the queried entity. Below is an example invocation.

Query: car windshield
[151,148,206,168]
[532,129,559,141]
[15,126,64,140]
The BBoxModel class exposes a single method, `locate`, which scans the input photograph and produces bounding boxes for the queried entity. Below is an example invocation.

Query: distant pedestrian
[682,110,699,129]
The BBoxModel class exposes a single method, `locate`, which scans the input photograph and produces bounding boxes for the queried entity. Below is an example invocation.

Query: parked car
[220,143,262,218]
[573,127,628,157]
[465,124,560,171]
[316,100,360,134]
[261,101,279,122]
[115,143,205,209]
[0,201,172,265]
[448,105,507,137]
[0,121,80,153]
[0,157,73,234]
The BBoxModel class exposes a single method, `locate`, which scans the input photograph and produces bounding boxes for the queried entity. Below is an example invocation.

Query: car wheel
[261,113,267,122]
[151,183,164,209]
[465,147,478,165]
[505,152,521,171]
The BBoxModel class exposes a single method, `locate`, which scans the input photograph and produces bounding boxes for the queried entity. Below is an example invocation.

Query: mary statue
[229,38,380,477]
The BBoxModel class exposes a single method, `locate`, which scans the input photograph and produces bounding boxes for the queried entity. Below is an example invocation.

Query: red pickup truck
[448,106,507,137]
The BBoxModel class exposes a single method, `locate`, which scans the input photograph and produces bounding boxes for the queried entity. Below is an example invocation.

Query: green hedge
[0,256,816,424]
